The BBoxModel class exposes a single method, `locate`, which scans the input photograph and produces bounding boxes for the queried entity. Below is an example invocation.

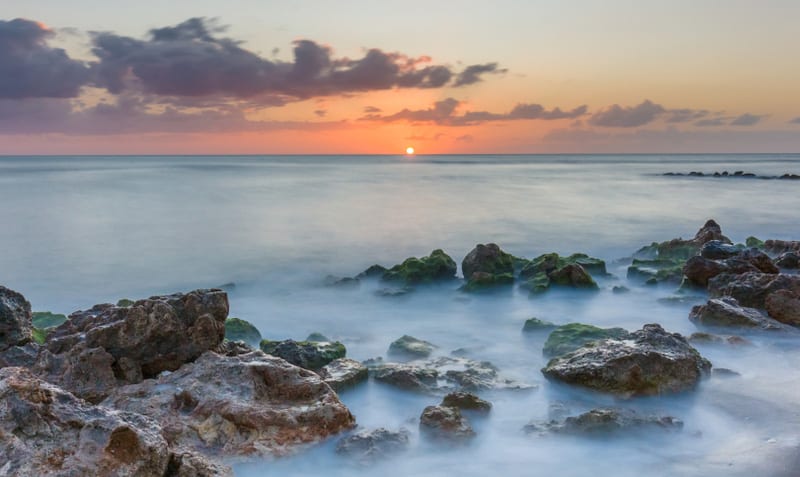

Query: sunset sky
[2,0,800,154]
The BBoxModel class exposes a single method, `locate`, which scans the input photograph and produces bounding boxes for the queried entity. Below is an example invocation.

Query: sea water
[1,154,799,476]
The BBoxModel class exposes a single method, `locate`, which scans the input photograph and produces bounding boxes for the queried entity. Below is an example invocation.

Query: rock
[382,249,457,284]
[31,311,67,329]
[356,264,387,279]
[223,317,262,347]
[116,298,135,307]
[764,289,800,326]
[102,351,355,458]
[306,332,331,342]
[711,368,741,378]
[693,219,731,246]
[374,286,414,297]
[318,358,368,391]
[461,271,514,292]
[689,298,790,331]
[633,219,730,263]
[688,332,751,346]
[745,236,765,249]
[700,240,742,259]
[461,243,515,279]
[627,258,685,284]
[166,450,233,476]
[34,289,229,403]
[522,317,557,332]
[520,253,603,293]
[419,405,475,441]
[0,286,32,351]
[388,335,436,360]
[543,323,629,358]
[775,252,800,269]
[323,275,360,288]
[0,367,171,476]
[764,239,800,256]
[542,324,711,397]
[259,339,346,370]
[335,428,410,463]
[684,248,778,288]
[373,356,533,394]
[0,341,40,368]
[547,264,598,288]
[612,286,630,294]
[709,272,800,309]
[524,408,683,436]
[441,391,492,413]
[215,340,255,357]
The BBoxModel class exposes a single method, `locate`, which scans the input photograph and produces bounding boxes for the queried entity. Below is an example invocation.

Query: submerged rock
[35,289,229,403]
[356,264,388,279]
[224,317,262,347]
[708,272,800,309]
[441,391,492,413]
[382,249,457,285]
[388,335,436,360]
[688,332,752,346]
[542,323,629,357]
[0,286,32,351]
[259,339,346,370]
[764,239,800,256]
[0,367,171,476]
[689,298,791,331]
[542,324,711,397]
[522,317,557,332]
[102,351,355,458]
[461,243,515,279]
[524,408,683,436]
[627,258,685,284]
[323,275,360,288]
[419,405,475,441]
[461,271,514,292]
[335,428,410,463]
[519,253,601,293]
[318,358,368,391]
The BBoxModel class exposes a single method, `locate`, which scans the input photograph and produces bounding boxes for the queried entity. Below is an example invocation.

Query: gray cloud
[665,108,710,123]
[589,100,666,127]
[0,18,92,99]
[730,113,764,126]
[694,117,729,127]
[363,105,382,113]
[790,117,800,124]
[452,63,507,87]
[363,97,587,126]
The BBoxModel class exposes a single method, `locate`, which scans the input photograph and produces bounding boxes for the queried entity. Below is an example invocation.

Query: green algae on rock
[522,317,557,333]
[543,323,629,357]
[519,252,601,293]
[259,339,346,370]
[224,317,262,347]
[31,311,67,329]
[382,249,457,284]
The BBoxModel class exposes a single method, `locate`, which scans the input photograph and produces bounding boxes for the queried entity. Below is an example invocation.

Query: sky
[2,0,800,154]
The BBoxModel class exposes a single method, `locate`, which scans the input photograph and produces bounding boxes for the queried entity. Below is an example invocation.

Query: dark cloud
[665,108,709,123]
[694,117,729,127]
[314,109,327,117]
[730,113,763,126]
[89,17,502,101]
[363,97,586,126]
[0,18,92,99]
[790,117,800,124]
[363,105,382,113]
[589,100,666,127]
[452,63,507,87]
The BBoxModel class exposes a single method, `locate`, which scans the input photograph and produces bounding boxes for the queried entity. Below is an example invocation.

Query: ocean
[2,154,799,476]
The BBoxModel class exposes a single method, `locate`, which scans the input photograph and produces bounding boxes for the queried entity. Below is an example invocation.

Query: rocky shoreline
[2,219,799,475]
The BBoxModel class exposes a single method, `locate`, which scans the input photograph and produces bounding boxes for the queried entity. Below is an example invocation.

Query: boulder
[689,298,791,331]
[318,358,368,391]
[356,264,387,279]
[626,258,685,284]
[461,243,514,279]
[775,252,800,269]
[522,317,557,333]
[633,220,730,262]
[461,271,514,292]
[259,339,346,371]
[688,332,751,346]
[35,289,228,403]
[700,240,741,260]
[0,367,171,476]
[520,253,603,292]
[382,249,457,284]
[0,286,32,351]
[335,428,410,463]
[223,317,262,347]
[523,408,683,436]
[102,351,355,458]
[419,405,475,441]
[441,391,492,413]
[548,264,597,288]
[542,324,711,397]
[682,249,778,288]
[543,323,629,358]
[764,289,800,326]
[0,341,40,368]
[708,272,800,309]
[166,451,233,476]
[764,239,800,255]
[388,335,436,360]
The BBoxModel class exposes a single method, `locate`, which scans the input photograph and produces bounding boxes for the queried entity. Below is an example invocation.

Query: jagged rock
[259,339,346,371]
[522,317,557,332]
[306,332,331,342]
[335,428,410,462]
[708,272,800,309]
[633,219,730,262]
[166,450,233,476]
[0,341,39,368]
[548,264,597,288]
[775,252,800,269]
[102,351,355,458]
[0,286,32,351]
[223,317,262,347]
[682,248,778,288]
[542,324,711,397]
[419,405,475,441]
[34,289,228,403]
[700,240,742,260]
[764,289,800,326]
[318,358,368,391]
[382,249,457,284]
[764,239,800,255]
[461,243,515,279]
[372,356,533,394]
[323,275,360,288]
[441,391,492,413]
[461,271,514,292]
[627,258,685,284]
[0,367,171,476]
[520,253,601,293]
[689,298,791,331]
[688,332,751,346]
[524,408,683,435]
[356,264,387,279]
[388,335,436,359]
[543,323,629,357]
[215,340,255,357]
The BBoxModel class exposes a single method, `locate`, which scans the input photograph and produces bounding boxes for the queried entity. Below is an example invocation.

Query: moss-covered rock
[522,317,557,332]
[31,311,67,329]
[388,335,436,359]
[31,327,48,344]
[224,317,262,347]
[519,253,602,293]
[116,299,134,307]
[259,339,346,370]
[382,249,457,284]
[461,271,514,292]
[543,323,629,357]
[357,264,388,279]
[461,243,515,278]
[306,332,331,342]
[626,258,686,284]
[745,236,765,249]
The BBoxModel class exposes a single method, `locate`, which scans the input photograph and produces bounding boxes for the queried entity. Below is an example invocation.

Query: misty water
[1,154,799,476]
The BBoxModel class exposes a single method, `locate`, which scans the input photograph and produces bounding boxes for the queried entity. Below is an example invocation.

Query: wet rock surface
[318,358,368,391]
[102,350,355,458]
[682,248,778,287]
[0,286,33,351]
[419,405,475,441]
[259,339,346,370]
[524,408,683,436]
[689,298,792,331]
[335,428,410,462]
[542,324,711,397]
[708,272,800,309]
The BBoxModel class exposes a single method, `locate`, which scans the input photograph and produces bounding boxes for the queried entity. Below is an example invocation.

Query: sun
[405,146,415,155]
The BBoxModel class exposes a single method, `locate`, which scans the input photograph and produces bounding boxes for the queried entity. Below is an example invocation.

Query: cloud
[790,117,800,124]
[363,105,382,113]
[456,134,474,142]
[0,18,92,99]
[665,108,709,123]
[730,113,764,126]
[363,97,587,126]
[589,100,666,127]
[452,63,507,87]
[89,17,503,102]
[314,109,327,117]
